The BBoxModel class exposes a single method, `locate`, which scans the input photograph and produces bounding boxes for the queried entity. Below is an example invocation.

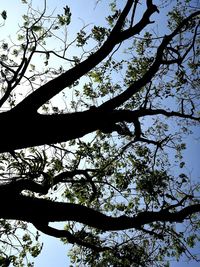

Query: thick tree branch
[0,105,198,153]
[1,195,200,231]
[0,178,48,195]
[0,108,134,153]
[0,8,198,155]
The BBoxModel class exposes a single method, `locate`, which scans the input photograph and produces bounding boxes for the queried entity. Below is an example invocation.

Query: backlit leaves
[1,11,7,20]
[58,5,71,26]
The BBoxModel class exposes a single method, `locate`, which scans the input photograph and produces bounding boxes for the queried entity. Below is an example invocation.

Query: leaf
[179,161,185,168]
[31,25,42,32]
[57,5,71,26]
[64,6,70,16]
[1,10,7,20]
[30,64,35,71]
[89,71,102,83]
[46,52,50,60]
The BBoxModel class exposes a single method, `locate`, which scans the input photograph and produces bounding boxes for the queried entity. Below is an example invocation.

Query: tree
[0,0,200,266]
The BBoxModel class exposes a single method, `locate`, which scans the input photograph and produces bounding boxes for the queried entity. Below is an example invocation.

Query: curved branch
[1,104,198,153]
[2,195,200,232]
[108,108,200,123]
[34,222,109,252]
[138,108,200,121]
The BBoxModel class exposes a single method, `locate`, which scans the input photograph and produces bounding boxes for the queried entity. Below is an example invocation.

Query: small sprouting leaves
[64,6,70,17]
[57,5,71,26]
[30,64,35,71]
[1,42,8,50]
[92,26,107,43]
[106,9,120,27]
[1,10,7,20]
[76,30,88,47]
[89,71,102,83]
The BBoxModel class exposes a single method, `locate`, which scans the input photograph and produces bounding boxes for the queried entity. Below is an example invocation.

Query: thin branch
[34,49,75,62]
[130,0,139,27]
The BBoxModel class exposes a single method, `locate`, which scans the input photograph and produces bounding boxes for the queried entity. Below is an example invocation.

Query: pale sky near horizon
[1,0,199,266]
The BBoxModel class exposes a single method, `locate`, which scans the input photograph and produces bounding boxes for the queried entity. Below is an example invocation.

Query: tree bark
[0,108,114,152]
[2,195,200,232]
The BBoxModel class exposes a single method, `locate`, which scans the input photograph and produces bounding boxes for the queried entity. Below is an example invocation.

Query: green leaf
[57,6,71,26]
[31,25,42,32]
[1,10,7,20]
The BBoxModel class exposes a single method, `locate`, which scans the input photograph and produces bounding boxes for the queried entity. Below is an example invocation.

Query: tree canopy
[0,0,200,266]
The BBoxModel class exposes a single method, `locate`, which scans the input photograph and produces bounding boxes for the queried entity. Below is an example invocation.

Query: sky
[0,0,200,266]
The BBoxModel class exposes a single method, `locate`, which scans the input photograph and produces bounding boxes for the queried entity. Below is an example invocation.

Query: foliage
[0,0,200,266]
[0,219,42,266]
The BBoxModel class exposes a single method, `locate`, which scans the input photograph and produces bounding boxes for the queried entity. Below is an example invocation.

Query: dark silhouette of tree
[0,0,199,266]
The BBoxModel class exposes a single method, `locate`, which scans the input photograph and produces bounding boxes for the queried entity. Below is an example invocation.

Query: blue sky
[1,0,200,266]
